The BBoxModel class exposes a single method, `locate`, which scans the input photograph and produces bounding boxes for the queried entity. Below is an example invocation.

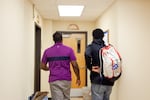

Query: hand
[92,66,100,73]
[76,79,81,86]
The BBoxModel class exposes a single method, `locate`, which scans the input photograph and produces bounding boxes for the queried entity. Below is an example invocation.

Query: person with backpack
[85,28,114,100]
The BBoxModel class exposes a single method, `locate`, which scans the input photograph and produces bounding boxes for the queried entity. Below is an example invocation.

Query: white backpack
[99,44,122,81]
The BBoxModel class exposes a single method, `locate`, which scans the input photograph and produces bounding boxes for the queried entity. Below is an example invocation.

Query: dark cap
[92,28,104,39]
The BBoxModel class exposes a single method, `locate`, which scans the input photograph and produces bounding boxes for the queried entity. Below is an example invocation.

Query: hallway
[1,0,150,100]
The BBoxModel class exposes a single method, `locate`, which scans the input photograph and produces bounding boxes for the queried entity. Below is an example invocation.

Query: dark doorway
[34,23,41,92]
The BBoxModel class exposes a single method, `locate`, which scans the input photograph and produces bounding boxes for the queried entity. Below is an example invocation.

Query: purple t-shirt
[41,43,76,82]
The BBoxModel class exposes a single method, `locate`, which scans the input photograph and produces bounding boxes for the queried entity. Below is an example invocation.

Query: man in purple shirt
[41,32,81,100]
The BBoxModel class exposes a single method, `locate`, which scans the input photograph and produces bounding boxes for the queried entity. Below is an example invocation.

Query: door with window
[62,32,87,96]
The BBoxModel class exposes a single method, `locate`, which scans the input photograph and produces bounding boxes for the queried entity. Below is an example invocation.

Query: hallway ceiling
[30,0,115,21]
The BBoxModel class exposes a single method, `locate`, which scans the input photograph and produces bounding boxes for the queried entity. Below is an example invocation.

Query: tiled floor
[71,97,83,100]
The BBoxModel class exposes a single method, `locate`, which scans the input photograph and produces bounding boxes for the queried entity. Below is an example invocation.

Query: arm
[40,62,49,71]
[41,50,49,71]
[71,61,81,86]
[85,54,100,73]
[85,55,92,71]
[85,46,92,71]
[92,66,100,73]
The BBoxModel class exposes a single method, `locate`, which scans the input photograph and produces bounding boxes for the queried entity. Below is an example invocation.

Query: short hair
[92,28,104,39]
[53,32,62,43]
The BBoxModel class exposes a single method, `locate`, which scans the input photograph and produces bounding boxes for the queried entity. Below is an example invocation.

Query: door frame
[34,23,41,92]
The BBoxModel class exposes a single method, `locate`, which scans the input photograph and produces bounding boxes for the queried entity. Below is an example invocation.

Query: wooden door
[62,32,86,89]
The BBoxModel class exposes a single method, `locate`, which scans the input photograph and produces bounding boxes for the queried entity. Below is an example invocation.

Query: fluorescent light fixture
[58,5,84,16]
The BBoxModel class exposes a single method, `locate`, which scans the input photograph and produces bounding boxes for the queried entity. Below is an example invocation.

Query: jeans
[91,83,112,100]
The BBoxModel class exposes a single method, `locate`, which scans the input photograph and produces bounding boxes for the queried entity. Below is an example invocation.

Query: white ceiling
[30,0,115,21]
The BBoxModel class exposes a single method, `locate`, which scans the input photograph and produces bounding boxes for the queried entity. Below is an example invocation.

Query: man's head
[53,32,62,43]
[92,28,104,39]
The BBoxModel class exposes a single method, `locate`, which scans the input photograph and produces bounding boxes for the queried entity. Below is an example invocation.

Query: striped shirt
[41,43,76,82]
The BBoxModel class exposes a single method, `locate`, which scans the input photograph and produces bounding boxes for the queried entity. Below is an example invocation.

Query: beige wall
[118,0,150,100]
[0,0,26,99]
[96,0,150,100]
[41,19,53,97]
[41,20,96,50]
[0,0,43,99]
[96,1,118,47]
[24,0,35,98]
[52,20,95,44]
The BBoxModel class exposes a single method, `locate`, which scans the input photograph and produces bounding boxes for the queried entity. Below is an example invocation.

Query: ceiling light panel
[58,5,84,16]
